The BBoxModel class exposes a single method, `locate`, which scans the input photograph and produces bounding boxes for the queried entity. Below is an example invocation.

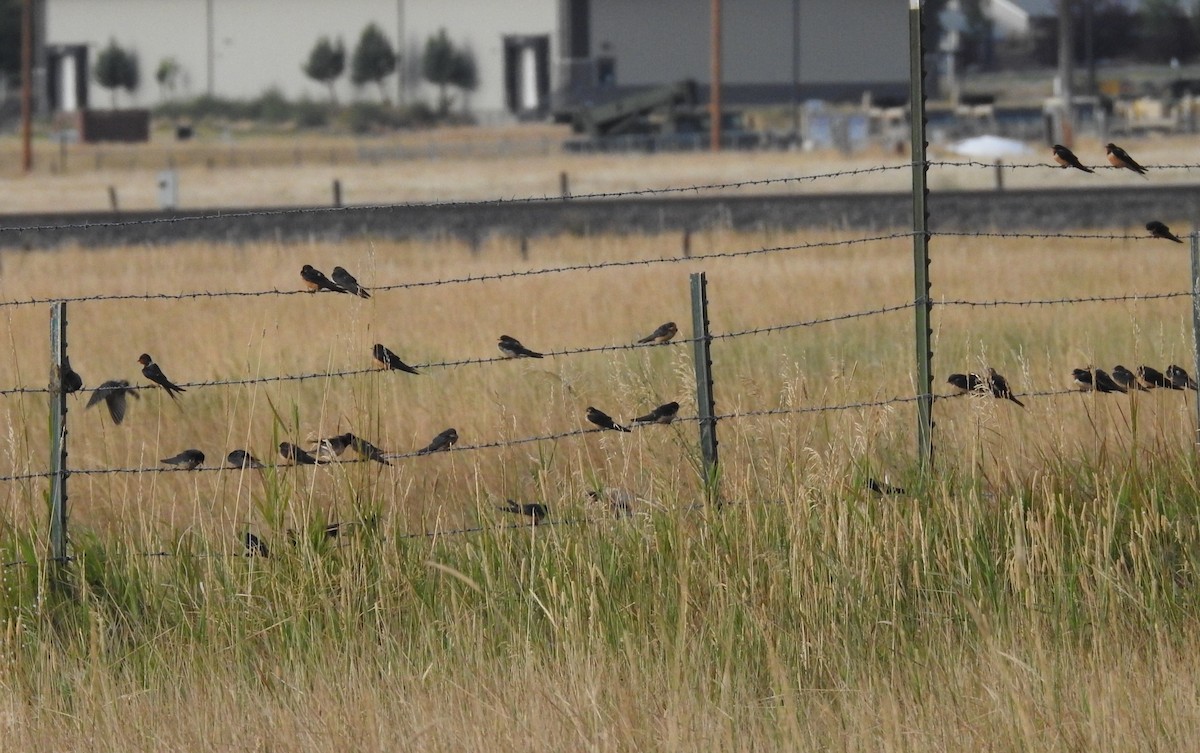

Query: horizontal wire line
[932,230,1151,241]
[0,293,1182,398]
[0,300,916,397]
[929,160,1200,171]
[939,291,1191,307]
[0,164,913,237]
[0,231,914,309]
[0,384,1173,484]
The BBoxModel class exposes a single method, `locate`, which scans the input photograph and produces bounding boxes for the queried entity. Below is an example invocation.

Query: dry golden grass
[0,225,1199,751]
[4,128,1200,212]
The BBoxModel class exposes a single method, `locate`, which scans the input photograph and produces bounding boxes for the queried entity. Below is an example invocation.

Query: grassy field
[4,127,1200,212]
[1,224,1200,750]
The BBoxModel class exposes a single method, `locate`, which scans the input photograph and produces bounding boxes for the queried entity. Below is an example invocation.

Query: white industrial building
[40,0,908,120]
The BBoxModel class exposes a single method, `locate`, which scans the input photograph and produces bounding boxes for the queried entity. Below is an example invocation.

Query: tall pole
[690,273,719,505]
[49,303,69,568]
[709,0,722,152]
[1057,0,1074,144]
[791,0,800,140]
[206,0,215,96]
[20,0,33,173]
[909,0,934,468]
[396,0,406,104]
[1190,232,1200,441]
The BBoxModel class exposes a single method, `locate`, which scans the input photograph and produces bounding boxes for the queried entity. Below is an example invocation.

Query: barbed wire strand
[929,159,1200,171]
[0,231,915,310]
[0,165,915,238]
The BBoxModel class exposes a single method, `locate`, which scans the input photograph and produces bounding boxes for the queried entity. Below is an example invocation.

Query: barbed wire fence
[2,2,1198,572]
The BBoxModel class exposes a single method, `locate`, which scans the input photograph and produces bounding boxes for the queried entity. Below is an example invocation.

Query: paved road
[1,185,1197,249]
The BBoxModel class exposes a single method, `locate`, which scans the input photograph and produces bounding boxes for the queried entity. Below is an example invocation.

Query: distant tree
[303,36,345,104]
[94,39,139,108]
[422,28,477,115]
[155,57,181,101]
[351,23,396,102]
[449,46,478,113]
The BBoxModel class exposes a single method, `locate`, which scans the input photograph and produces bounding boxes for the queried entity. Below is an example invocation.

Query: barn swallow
[1146,221,1183,243]
[286,522,346,546]
[587,406,631,432]
[947,372,984,394]
[587,488,636,517]
[57,356,83,394]
[1167,364,1198,390]
[243,531,269,558]
[314,433,352,460]
[138,354,185,399]
[418,428,458,454]
[1110,365,1148,391]
[498,499,548,524]
[161,449,205,470]
[1106,143,1148,175]
[633,401,680,425]
[86,379,139,424]
[1071,368,1094,391]
[498,335,544,359]
[279,441,320,465]
[637,321,678,344]
[347,433,391,465]
[372,343,420,374]
[227,449,265,469]
[300,264,348,293]
[1051,144,1094,173]
[986,368,1024,407]
[1080,369,1123,393]
[330,266,370,298]
[1137,365,1174,389]
[867,478,906,496]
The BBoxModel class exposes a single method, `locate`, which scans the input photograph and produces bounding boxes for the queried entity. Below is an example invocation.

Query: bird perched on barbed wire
[372,343,420,374]
[243,532,269,558]
[1146,221,1183,243]
[331,266,370,298]
[867,478,906,496]
[227,449,264,469]
[87,379,138,425]
[633,401,680,425]
[138,354,186,399]
[986,368,1024,407]
[301,264,348,293]
[498,499,548,524]
[1167,364,1198,390]
[498,334,544,359]
[346,433,391,465]
[418,428,458,454]
[947,372,984,394]
[279,441,320,465]
[637,321,678,345]
[1110,365,1148,392]
[1137,365,1174,389]
[587,406,630,432]
[1051,144,1093,173]
[1106,143,1148,175]
[56,356,83,395]
[1073,367,1125,393]
[161,449,205,470]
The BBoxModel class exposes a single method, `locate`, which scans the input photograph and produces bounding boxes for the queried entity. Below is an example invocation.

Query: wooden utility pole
[1057,0,1074,145]
[709,0,722,152]
[21,0,33,172]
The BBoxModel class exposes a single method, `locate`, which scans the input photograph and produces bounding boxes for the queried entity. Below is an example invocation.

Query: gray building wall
[587,0,907,102]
